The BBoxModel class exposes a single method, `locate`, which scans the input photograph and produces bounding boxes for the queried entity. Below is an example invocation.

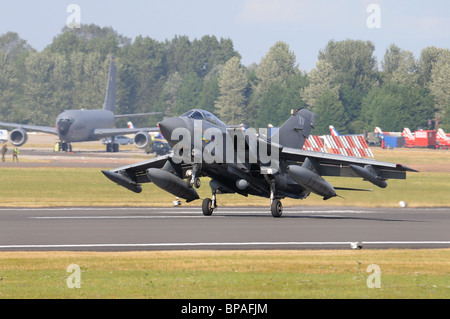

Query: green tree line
[0,24,449,134]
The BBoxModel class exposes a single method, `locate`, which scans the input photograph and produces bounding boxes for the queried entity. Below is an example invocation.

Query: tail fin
[127,121,135,129]
[271,109,316,149]
[103,56,117,112]
[329,125,339,137]
[437,128,449,141]
[402,128,414,140]
[374,127,383,134]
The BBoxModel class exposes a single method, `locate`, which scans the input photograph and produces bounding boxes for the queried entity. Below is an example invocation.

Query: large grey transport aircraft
[102,108,418,217]
[0,57,160,152]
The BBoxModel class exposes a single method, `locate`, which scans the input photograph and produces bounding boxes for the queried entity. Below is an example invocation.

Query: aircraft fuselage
[158,109,310,201]
[56,109,115,143]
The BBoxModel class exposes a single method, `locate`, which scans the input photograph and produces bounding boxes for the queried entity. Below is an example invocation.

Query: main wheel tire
[270,199,283,218]
[202,198,214,216]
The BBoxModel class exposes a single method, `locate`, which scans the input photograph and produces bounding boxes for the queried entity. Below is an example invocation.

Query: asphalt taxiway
[0,206,449,251]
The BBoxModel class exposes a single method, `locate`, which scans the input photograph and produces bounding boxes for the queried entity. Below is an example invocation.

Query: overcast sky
[0,0,449,71]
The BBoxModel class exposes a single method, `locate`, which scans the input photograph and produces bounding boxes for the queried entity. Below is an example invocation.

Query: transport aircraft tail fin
[329,125,340,137]
[103,56,117,112]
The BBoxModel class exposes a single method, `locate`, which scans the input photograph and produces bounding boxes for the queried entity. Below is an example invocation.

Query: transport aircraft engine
[134,131,151,149]
[10,128,28,147]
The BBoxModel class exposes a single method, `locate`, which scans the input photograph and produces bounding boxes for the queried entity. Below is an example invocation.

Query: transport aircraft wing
[0,122,57,135]
[92,127,160,139]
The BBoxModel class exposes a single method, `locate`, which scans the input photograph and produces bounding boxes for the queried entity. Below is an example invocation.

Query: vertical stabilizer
[329,125,340,137]
[272,109,316,149]
[402,128,414,140]
[437,128,449,141]
[103,56,117,112]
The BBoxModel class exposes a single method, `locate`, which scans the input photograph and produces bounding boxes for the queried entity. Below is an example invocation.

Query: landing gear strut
[269,177,283,218]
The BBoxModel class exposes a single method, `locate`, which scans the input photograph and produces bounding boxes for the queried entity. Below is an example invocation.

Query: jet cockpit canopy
[181,109,227,128]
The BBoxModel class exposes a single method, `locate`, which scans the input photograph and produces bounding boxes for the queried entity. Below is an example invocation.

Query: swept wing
[0,122,57,135]
[281,147,418,180]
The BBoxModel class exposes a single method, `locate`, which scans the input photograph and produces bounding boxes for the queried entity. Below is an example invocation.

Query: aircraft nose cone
[57,119,73,136]
[159,117,188,146]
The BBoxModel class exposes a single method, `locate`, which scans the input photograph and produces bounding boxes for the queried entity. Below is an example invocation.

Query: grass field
[0,250,449,299]
[0,167,449,207]
[0,168,449,208]
[0,147,448,299]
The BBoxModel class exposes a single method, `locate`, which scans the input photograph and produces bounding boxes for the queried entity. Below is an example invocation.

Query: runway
[0,206,449,251]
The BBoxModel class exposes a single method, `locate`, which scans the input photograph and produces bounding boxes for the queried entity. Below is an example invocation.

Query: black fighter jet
[102,108,417,217]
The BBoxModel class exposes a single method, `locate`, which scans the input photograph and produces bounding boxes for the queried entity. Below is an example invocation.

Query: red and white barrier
[321,135,374,158]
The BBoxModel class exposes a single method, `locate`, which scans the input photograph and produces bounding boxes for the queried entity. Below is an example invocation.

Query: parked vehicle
[0,130,7,143]
[146,140,171,156]
[102,135,133,145]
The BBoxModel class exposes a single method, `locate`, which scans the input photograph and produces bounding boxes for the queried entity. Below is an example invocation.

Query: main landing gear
[270,199,283,218]
[106,136,119,152]
[193,168,283,218]
[201,188,283,218]
[106,142,119,153]
[202,192,217,216]
[269,176,283,218]
[202,192,282,217]
[185,165,216,216]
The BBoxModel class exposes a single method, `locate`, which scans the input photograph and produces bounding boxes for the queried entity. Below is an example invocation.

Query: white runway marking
[0,241,449,250]
[0,207,374,213]
[31,215,225,219]
[0,207,449,212]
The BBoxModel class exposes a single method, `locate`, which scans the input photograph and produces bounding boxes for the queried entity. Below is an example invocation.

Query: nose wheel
[189,176,201,188]
[187,164,202,189]
[55,142,72,152]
